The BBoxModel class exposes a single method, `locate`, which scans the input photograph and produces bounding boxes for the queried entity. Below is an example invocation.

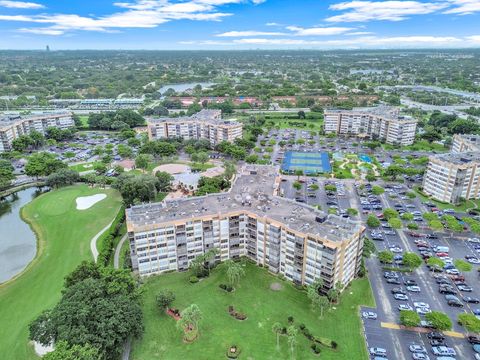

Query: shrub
[331,341,338,349]
[287,316,294,324]
[311,343,321,354]
[189,276,199,283]
[299,323,306,330]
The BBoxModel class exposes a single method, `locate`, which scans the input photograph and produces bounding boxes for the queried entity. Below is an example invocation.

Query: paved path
[114,234,128,269]
[90,220,114,263]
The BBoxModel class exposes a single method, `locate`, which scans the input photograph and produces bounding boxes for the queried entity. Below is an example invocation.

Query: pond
[0,187,46,283]
[158,82,216,95]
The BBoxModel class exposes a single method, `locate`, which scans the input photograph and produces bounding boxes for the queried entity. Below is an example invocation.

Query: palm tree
[318,296,329,318]
[272,322,282,350]
[204,248,219,275]
[225,260,245,287]
[287,325,298,359]
[177,304,203,340]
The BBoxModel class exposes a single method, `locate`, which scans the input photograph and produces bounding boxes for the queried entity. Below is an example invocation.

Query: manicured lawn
[69,161,101,172]
[0,185,122,360]
[131,262,374,360]
[78,115,89,127]
[413,187,480,212]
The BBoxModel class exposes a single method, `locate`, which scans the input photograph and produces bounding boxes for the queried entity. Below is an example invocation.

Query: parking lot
[359,182,480,360]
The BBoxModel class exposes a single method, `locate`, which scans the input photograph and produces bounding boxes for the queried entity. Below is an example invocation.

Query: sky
[0,0,479,50]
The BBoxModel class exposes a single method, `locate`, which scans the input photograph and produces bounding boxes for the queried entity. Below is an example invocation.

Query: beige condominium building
[147,109,243,146]
[452,134,480,153]
[324,106,417,146]
[423,151,480,204]
[0,112,74,152]
[126,165,365,290]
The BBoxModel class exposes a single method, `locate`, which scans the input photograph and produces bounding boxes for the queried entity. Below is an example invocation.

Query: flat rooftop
[457,134,480,149]
[432,151,480,165]
[126,165,363,242]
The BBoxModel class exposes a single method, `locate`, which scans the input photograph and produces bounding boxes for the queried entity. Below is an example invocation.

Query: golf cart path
[114,233,128,269]
[90,220,114,263]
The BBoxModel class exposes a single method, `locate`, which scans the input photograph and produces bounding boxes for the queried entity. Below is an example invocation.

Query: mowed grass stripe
[0,185,122,360]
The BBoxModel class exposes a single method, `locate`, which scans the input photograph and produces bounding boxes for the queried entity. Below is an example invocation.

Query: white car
[407,286,421,293]
[445,269,460,275]
[412,353,429,360]
[413,302,430,309]
[468,238,480,243]
[369,347,387,356]
[416,307,431,315]
[398,304,413,311]
[409,344,427,353]
[394,293,409,301]
[362,311,377,320]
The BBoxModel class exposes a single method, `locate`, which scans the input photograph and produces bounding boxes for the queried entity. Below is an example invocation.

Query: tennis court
[281,151,331,174]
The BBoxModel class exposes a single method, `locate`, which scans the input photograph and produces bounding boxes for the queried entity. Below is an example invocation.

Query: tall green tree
[225,260,245,287]
[287,325,298,359]
[272,322,283,350]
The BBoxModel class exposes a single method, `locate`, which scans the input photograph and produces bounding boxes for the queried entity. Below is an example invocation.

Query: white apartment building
[452,134,480,153]
[0,112,74,152]
[422,152,480,204]
[126,165,365,290]
[324,106,417,146]
[147,109,243,146]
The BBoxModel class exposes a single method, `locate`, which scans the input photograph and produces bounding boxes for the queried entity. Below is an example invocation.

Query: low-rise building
[0,112,74,152]
[422,151,480,204]
[324,106,417,146]
[147,109,242,146]
[126,165,365,290]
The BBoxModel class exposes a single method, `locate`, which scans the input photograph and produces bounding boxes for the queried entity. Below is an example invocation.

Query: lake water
[0,187,43,283]
[158,82,215,95]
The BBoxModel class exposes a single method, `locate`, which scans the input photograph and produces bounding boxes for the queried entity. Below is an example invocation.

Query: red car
[436,252,449,257]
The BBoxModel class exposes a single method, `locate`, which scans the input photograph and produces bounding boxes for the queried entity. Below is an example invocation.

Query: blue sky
[0,0,479,49]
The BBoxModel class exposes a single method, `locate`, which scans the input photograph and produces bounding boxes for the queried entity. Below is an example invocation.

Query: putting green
[0,185,122,359]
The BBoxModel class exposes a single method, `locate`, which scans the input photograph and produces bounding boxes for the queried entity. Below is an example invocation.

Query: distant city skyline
[0,0,479,49]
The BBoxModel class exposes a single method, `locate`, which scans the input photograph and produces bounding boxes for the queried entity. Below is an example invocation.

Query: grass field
[0,185,122,359]
[131,262,374,360]
[69,161,101,172]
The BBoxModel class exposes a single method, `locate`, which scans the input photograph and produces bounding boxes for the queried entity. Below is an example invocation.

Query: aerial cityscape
[1,1,480,360]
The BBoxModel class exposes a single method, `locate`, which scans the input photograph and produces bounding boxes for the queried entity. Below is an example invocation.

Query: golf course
[0,185,122,359]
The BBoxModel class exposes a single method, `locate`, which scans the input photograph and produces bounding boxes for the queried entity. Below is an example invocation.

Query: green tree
[25,152,66,177]
[43,341,101,360]
[425,311,452,331]
[367,214,381,228]
[371,185,384,195]
[427,257,445,269]
[388,218,402,229]
[402,252,422,271]
[0,159,15,189]
[454,259,472,272]
[378,250,394,264]
[272,322,283,350]
[177,304,203,340]
[46,169,80,188]
[135,154,153,172]
[383,208,399,220]
[347,208,358,216]
[293,181,302,191]
[400,310,420,327]
[156,289,175,310]
[458,313,480,333]
[287,325,298,359]
[155,171,174,192]
[401,212,414,221]
[225,260,245,287]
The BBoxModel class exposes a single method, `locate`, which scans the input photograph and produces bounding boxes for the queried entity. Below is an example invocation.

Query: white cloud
[265,22,281,26]
[181,34,476,48]
[216,30,286,36]
[0,0,44,9]
[326,1,448,22]
[0,0,263,35]
[444,0,480,15]
[345,31,374,35]
[286,25,353,36]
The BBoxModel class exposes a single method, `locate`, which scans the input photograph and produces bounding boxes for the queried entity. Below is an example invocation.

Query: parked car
[362,311,377,320]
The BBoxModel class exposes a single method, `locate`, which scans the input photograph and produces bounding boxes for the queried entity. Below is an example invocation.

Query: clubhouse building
[147,109,243,146]
[324,106,417,146]
[126,165,365,290]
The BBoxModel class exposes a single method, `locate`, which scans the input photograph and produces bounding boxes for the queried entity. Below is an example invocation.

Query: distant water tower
[46,45,50,52]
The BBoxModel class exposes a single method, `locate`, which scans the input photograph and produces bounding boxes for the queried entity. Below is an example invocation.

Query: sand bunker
[152,163,190,175]
[76,194,107,210]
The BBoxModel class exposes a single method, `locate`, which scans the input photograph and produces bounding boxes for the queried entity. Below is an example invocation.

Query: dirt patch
[152,163,190,175]
[270,282,283,291]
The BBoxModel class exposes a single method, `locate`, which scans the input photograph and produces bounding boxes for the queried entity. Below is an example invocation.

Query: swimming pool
[359,154,372,163]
